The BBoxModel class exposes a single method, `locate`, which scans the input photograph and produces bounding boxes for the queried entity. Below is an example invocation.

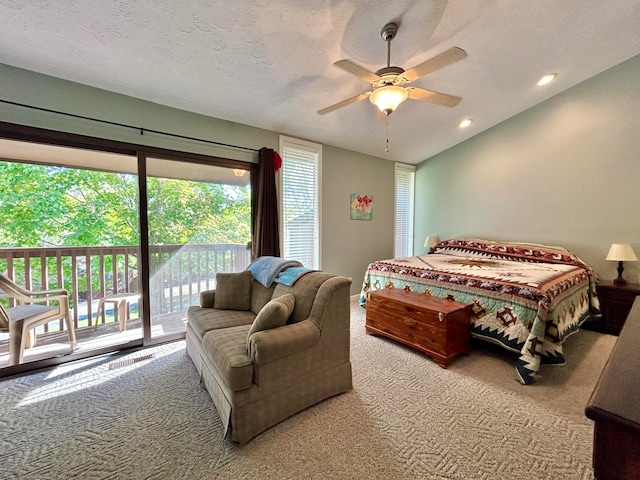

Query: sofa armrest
[200,290,216,308]
[248,319,320,365]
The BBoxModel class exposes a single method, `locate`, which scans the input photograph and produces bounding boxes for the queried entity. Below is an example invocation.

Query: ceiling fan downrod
[381,23,397,69]
[374,23,405,86]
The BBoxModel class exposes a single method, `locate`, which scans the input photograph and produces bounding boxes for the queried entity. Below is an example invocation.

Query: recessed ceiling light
[537,73,557,86]
[459,118,473,128]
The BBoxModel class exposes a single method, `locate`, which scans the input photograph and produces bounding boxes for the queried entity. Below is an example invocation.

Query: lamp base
[614,260,626,286]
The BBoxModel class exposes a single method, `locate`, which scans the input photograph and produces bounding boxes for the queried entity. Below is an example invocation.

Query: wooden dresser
[365,288,471,368]
[585,297,640,479]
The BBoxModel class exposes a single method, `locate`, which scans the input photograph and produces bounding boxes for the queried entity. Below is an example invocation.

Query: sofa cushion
[187,306,255,339]
[202,325,253,392]
[247,294,295,341]
[250,279,277,315]
[272,271,336,323]
[214,271,252,310]
[199,290,216,308]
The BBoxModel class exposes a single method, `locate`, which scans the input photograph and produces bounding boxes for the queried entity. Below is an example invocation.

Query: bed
[359,238,600,385]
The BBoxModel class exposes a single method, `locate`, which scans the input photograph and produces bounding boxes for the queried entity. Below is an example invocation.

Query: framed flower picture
[350,193,373,220]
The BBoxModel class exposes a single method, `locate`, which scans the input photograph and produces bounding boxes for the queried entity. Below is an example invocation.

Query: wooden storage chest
[365,288,472,368]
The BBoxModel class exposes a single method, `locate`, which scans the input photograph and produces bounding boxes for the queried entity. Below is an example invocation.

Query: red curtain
[251,147,280,259]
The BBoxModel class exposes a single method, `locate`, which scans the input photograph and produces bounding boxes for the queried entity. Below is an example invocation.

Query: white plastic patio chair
[0,273,76,366]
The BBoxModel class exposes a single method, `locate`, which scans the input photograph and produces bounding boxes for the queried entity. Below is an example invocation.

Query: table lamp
[424,236,439,250]
[606,243,638,286]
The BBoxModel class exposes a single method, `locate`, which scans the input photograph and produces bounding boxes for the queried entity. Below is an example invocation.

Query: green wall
[0,63,275,162]
[0,63,395,294]
[415,54,640,282]
[322,145,394,292]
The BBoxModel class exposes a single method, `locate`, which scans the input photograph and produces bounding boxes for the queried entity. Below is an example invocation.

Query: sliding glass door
[0,130,254,374]
[145,157,252,340]
[0,139,142,368]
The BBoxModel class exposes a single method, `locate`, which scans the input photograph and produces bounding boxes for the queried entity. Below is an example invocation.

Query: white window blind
[394,163,415,258]
[279,136,321,269]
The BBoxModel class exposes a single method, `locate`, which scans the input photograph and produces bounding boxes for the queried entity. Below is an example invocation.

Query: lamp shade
[369,86,409,115]
[606,243,638,262]
[424,236,440,248]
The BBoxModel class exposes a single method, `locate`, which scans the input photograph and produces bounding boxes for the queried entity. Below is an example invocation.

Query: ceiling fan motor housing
[374,66,406,88]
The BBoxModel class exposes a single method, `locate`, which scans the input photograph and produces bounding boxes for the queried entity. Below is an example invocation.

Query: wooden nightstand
[585,280,640,336]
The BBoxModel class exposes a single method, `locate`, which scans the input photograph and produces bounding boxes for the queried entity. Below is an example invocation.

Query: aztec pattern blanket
[359,238,600,385]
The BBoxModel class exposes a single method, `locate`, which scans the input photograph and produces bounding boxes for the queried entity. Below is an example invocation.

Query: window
[278,136,321,269]
[394,163,415,258]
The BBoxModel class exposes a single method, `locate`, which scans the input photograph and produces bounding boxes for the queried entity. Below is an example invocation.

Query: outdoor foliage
[147,176,251,246]
[0,160,251,248]
[0,160,251,295]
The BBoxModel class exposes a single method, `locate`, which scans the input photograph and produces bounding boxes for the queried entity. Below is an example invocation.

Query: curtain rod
[0,99,259,153]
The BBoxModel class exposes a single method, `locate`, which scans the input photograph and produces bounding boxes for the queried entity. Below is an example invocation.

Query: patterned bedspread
[359,238,600,385]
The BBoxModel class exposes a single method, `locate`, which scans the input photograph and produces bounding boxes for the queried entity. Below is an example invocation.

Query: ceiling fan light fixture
[369,85,409,115]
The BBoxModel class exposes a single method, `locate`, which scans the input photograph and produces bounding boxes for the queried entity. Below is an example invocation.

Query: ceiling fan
[318,23,467,116]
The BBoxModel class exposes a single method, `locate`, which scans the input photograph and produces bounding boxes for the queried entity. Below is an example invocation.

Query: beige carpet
[0,296,616,479]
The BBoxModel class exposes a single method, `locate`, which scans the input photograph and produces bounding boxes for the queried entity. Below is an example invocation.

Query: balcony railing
[0,243,250,333]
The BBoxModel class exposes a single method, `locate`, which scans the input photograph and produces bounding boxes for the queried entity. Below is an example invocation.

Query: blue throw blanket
[275,267,315,286]
[247,256,303,287]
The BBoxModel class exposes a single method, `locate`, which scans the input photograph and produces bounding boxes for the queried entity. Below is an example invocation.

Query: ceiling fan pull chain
[385,115,390,153]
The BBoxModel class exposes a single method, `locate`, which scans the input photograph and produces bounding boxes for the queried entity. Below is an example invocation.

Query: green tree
[0,160,251,296]
[0,161,250,248]
[147,177,250,245]
[0,162,139,247]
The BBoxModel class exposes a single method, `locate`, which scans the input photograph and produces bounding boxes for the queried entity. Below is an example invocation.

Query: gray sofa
[185,269,352,444]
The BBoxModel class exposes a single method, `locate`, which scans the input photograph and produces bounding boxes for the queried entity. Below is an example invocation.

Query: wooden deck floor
[0,312,187,368]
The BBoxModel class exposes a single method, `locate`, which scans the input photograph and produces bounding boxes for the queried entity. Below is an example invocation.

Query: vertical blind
[394,163,416,258]
[280,138,321,269]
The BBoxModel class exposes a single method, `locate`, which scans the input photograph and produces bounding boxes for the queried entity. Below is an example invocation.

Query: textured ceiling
[1,0,639,164]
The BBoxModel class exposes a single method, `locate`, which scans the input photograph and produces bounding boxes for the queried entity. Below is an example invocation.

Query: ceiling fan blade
[333,60,380,83]
[407,87,462,107]
[401,47,467,83]
[317,91,371,115]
